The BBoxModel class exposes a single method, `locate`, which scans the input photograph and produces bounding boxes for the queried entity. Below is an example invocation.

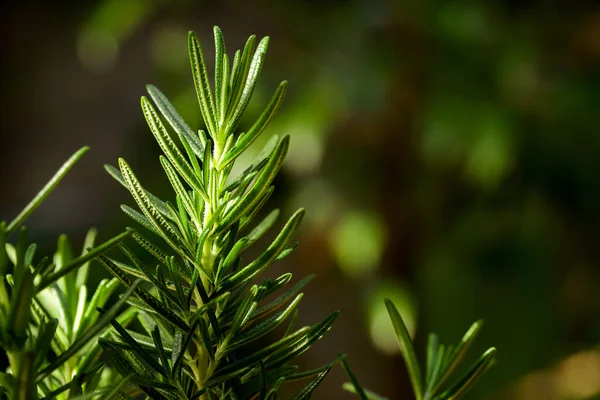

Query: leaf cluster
[342,299,496,400]
[99,27,338,399]
[0,148,136,399]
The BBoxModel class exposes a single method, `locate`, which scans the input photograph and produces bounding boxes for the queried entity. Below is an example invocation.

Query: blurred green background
[2,0,600,398]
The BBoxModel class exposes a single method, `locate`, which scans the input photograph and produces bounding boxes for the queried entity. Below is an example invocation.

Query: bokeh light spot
[329,210,386,278]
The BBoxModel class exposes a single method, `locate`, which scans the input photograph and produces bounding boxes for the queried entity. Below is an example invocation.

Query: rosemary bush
[0,25,496,400]
[0,148,138,398]
[98,27,338,399]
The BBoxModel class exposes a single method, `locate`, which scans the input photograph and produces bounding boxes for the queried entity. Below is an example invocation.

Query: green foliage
[342,299,496,400]
[100,26,337,399]
[0,148,137,399]
[0,24,498,400]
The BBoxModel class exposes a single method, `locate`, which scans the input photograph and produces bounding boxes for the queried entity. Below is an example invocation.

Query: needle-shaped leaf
[225,35,271,135]
[76,228,97,288]
[429,320,484,396]
[219,135,289,232]
[224,35,256,129]
[33,318,59,369]
[385,299,423,400]
[426,334,438,380]
[72,285,87,338]
[223,134,278,192]
[37,229,133,292]
[216,237,248,282]
[131,232,169,267]
[141,97,208,200]
[264,311,339,369]
[250,274,313,322]
[107,315,168,377]
[105,164,173,220]
[36,279,142,383]
[119,244,182,309]
[160,156,198,226]
[151,325,172,376]
[244,209,280,250]
[121,205,161,236]
[188,31,218,137]
[227,294,303,352]
[97,255,188,332]
[290,366,331,400]
[220,209,304,292]
[340,357,369,400]
[213,26,226,121]
[6,147,89,237]
[434,348,496,400]
[98,373,134,400]
[220,81,287,168]
[146,84,205,157]
[118,158,186,254]
[172,316,201,377]
[206,326,311,387]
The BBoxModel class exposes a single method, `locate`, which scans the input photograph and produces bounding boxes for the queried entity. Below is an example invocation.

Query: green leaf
[151,325,172,376]
[119,244,182,309]
[435,348,496,400]
[107,315,168,377]
[244,209,280,250]
[342,383,389,400]
[227,293,303,352]
[118,158,186,254]
[6,147,89,237]
[172,317,201,377]
[99,373,134,400]
[33,317,59,369]
[340,357,369,400]
[385,299,423,400]
[37,229,133,292]
[0,222,7,276]
[160,156,199,227]
[215,237,248,283]
[250,274,313,322]
[219,135,289,232]
[36,279,142,383]
[206,326,311,387]
[105,164,174,220]
[72,285,88,338]
[224,35,257,131]
[76,228,98,288]
[213,26,226,122]
[220,81,287,168]
[223,134,278,193]
[264,311,339,369]
[290,366,331,400]
[97,255,189,332]
[146,84,205,157]
[220,209,305,292]
[140,98,208,200]
[425,333,439,386]
[121,205,162,236]
[188,31,218,137]
[429,320,484,396]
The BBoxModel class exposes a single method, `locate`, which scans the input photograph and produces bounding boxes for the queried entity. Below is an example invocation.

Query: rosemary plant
[0,148,137,399]
[0,25,497,400]
[342,300,496,400]
[99,27,338,399]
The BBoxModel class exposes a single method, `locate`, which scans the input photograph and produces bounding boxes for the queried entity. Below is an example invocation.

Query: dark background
[2,0,600,398]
